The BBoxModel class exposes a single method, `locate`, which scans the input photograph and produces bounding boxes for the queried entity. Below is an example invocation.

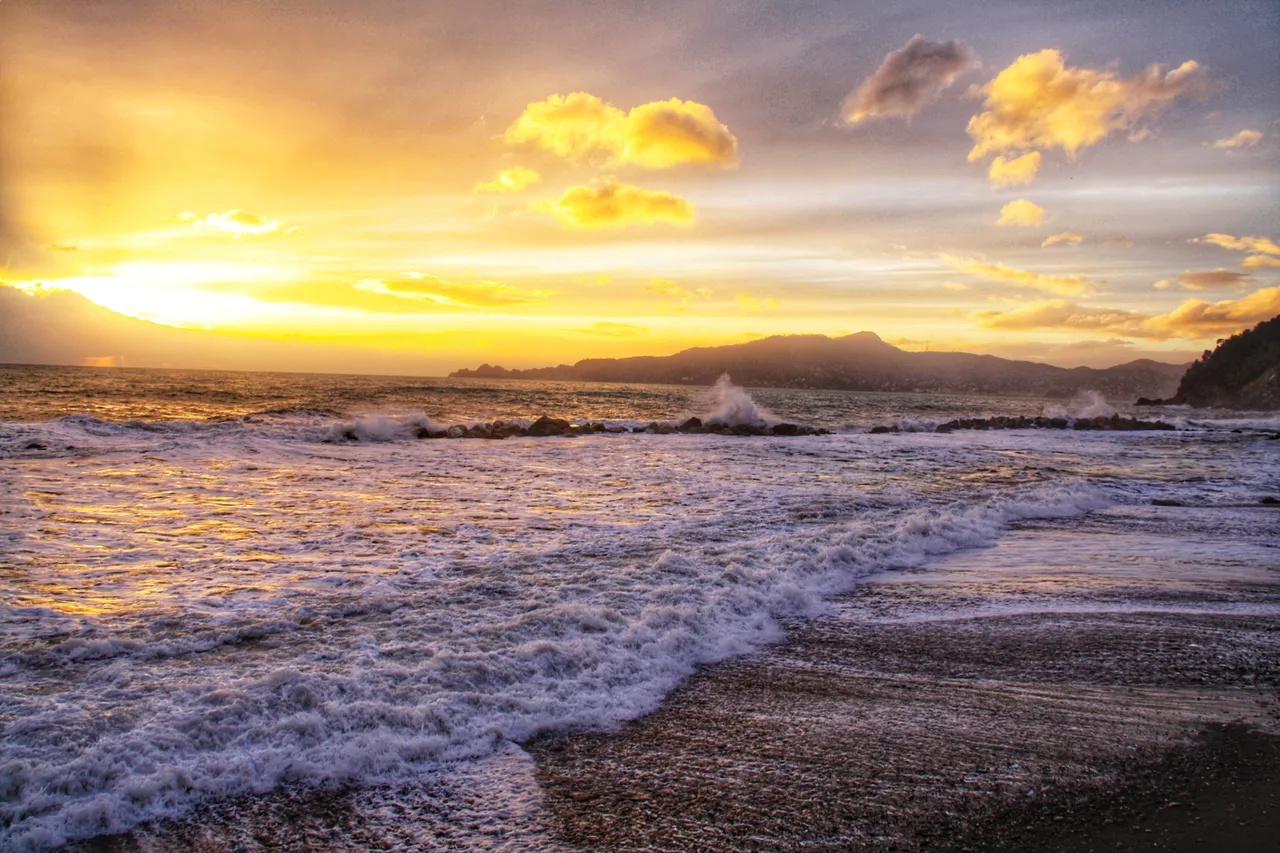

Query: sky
[1,0,1278,373]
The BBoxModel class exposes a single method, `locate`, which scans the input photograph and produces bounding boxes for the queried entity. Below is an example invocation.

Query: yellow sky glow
[1,3,1275,372]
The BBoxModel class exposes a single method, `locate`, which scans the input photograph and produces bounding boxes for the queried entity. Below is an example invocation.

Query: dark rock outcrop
[931,415,1175,434]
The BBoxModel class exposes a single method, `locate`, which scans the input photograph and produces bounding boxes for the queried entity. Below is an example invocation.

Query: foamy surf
[3,372,1277,850]
[1,452,1107,850]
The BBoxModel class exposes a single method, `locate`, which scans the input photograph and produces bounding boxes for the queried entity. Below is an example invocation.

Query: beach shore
[527,515,1279,852]
[72,513,1280,852]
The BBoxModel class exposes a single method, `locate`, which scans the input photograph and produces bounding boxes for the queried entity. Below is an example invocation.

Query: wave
[690,374,778,426]
[0,483,1108,851]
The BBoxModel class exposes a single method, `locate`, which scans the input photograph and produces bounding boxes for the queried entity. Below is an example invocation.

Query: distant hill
[451,332,1188,399]
[1158,315,1280,409]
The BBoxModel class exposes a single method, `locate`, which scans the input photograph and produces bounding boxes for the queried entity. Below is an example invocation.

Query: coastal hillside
[1162,314,1280,410]
[450,332,1187,399]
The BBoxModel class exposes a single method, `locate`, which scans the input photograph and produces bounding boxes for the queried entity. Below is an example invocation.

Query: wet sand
[73,513,1280,852]
[527,515,1280,852]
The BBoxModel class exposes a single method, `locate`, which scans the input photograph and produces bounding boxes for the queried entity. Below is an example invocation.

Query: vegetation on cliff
[1160,315,1280,410]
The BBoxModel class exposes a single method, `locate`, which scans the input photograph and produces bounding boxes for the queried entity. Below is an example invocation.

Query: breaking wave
[0,481,1108,851]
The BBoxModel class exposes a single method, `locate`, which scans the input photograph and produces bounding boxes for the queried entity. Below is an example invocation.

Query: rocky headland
[1138,314,1280,410]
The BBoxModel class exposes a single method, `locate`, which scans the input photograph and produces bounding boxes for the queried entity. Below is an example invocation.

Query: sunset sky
[2,0,1278,372]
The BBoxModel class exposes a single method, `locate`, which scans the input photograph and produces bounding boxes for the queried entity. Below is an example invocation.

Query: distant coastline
[450,332,1188,400]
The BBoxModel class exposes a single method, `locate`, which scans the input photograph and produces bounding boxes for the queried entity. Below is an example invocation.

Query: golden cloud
[988,151,1041,187]
[1042,231,1084,248]
[1103,236,1135,248]
[474,166,541,194]
[973,288,1280,340]
[542,179,694,228]
[354,273,553,308]
[736,293,779,312]
[647,279,712,302]
[1243,255,1280,270]
[1211,129,1263,149]
[577,322,647,337]
[1175,269,1253,291]
[505,93,738,169]
[180,209,282,238]
[1144,287,1280,338]
[843,35,979,123]
[996,198,1045,227]
[967,50,1206,164]
[973,299,1146,333]
[940,254,1094,295]
[1195,233,1280,256]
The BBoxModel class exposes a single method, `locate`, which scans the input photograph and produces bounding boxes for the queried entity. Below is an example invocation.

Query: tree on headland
[1157,315,1280,409]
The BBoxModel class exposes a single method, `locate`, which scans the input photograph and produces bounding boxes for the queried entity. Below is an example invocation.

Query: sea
[0,363,1277,851]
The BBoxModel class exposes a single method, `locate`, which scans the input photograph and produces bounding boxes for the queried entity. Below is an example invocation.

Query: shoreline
[57,511,1280,853]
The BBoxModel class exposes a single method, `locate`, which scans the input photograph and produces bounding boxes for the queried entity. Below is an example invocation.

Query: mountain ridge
[450,332,1189,399]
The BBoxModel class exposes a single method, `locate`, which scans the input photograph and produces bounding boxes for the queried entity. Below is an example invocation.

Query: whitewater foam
[0,430,1126,850]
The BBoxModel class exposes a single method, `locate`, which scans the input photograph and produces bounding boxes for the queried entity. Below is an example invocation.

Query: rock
[869,425,897,435]
[604,425,628,434]
[1135,397,1165,406]
[414,426,447,439]
[772,423,799,436]
[678,417,703,433]
[489,420,527,438]
[527,415,571,436]
[1152,499,1184,507]
[655,424,675,435]
[1261,496,1280,506]
[445,425,466,438]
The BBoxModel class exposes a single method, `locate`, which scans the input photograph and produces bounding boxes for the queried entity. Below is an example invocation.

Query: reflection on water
[0,363,1128,429]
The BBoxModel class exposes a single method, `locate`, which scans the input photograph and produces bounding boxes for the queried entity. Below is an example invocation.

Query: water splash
[694,374,776,426]
[1043,390,1117,421]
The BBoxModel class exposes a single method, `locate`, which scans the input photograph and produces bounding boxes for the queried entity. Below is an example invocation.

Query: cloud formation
[967,50,1206,169]
[541,180,694,228]
[647,279,712,302]
[1195,233,1280,256]
[505,93,738,169]
[1171,269,1253,291]
[973,287,1280,340]
[988,151,1041,187]
[1144,287,1280,339]
[1244,255,1280,270]
[577,322,647,337]
[973,299,1146,334]
[1042,231,1084,248]
[940,254,1094,295]
[1211,129,1262,149]
[179,209,282,237]
[354,273,551,308]
[474,166,541,193]
[996,198,1044,227]
[842,35,979,124]
[736,293,779,312]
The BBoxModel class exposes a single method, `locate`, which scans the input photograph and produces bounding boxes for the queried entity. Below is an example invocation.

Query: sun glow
[19,262,300,328]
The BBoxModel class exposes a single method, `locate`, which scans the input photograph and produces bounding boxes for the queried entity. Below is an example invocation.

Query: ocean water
[0,365,1277,851]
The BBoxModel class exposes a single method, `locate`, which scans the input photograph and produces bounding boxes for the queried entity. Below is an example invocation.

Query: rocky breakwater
[928,414,1176,434]
[326,415,828,442]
